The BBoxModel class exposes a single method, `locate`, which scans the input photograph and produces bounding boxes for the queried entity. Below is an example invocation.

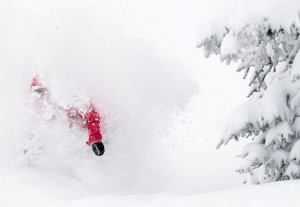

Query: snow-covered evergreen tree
[198,0,300,183]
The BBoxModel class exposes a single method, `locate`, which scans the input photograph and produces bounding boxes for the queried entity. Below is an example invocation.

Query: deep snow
[0,0,277,206]
[2,167,300,207]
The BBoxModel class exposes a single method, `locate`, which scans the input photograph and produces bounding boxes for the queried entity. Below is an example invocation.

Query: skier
[30,76,105,156]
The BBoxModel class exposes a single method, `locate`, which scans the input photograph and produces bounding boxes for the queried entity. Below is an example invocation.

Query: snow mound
[265,121,293,148]
[220,32,241,57]
[290,140,300,162]
[284,162,300,179]
[236,143,269,173]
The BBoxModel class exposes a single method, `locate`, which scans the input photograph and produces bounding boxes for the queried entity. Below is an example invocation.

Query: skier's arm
[85,106,103,146]
[84,105,105,156]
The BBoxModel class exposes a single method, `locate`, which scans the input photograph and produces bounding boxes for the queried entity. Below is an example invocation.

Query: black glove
[92,142,105,156]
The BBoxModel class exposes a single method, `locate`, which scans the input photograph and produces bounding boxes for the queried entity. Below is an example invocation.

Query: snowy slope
[58,181,300,207]
[1,166,300,207]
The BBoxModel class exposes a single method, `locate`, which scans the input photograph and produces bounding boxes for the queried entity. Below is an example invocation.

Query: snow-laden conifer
[198,0,300,183]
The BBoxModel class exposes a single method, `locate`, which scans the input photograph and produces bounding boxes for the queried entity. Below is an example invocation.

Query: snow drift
[2,167,300,207]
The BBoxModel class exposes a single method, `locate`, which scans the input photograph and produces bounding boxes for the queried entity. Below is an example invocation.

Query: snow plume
[0,0,198,194]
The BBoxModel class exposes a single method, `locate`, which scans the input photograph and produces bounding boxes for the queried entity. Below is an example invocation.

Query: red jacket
[31,77,102,146]
[83,105,103,146]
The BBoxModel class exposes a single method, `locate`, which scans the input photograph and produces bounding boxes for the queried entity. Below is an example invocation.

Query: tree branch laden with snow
[198,0,300,183]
